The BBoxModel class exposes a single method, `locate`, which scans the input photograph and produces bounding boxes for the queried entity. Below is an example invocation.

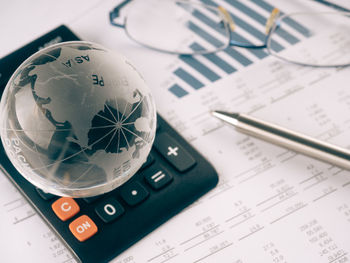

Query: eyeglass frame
[109,0,274,51]
[109,0,350,67]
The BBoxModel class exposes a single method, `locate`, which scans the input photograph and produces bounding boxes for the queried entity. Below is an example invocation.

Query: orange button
[52,197,80,221]
[69,215,98,242]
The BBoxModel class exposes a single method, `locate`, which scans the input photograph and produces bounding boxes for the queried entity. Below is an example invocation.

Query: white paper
[0,168,77,262]
[1,0,350,262]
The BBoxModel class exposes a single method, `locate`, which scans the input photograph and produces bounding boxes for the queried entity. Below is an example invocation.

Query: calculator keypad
[39,132,197,243]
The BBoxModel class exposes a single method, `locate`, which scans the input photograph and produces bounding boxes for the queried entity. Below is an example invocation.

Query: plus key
[154,132,196,172]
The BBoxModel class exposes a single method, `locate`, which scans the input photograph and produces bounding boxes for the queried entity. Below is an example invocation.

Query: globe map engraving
[0,41,156,197]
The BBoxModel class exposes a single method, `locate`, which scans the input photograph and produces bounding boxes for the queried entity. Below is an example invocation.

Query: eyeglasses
[110,0,350,67]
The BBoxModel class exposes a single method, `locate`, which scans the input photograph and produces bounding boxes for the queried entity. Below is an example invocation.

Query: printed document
[1,0,350,262]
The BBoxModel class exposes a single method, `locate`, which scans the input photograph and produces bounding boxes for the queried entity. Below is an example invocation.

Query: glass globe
[0,41,157,197]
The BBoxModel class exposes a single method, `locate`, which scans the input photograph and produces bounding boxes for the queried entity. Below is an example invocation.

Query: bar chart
[168,0,311,98]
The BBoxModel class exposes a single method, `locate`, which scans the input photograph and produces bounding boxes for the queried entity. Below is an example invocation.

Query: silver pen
[211,111,350,170]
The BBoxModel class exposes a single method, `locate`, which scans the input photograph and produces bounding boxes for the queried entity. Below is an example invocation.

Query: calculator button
[154,132,196,172]
[95,198,125,223]
[69,215,98,242]
[144,165,173,190]
[83,195,102,204]
[52,197,80,221]
[36,188,56,200]
[120,182,149,206]
[140,154,155,170]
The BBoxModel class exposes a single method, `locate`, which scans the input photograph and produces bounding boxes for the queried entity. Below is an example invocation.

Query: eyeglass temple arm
[109,0,133,28]
[312,0,350,12]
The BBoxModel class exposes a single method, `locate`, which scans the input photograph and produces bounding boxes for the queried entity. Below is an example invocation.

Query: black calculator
[0,25,218,263]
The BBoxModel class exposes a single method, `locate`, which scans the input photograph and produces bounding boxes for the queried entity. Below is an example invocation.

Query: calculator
[0,25,218,262]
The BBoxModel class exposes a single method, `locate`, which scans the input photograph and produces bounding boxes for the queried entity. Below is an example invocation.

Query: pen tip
[211,110,238,118]
[211,110,228,116]
[211,110,239,126]
[210,110,221,118]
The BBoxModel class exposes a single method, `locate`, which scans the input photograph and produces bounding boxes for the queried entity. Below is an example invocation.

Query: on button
[69,215,98,242]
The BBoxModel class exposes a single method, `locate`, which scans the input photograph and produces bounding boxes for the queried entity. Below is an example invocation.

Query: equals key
[144,164,173,190]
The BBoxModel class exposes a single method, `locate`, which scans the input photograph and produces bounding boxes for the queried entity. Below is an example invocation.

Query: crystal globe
[0,41,157,197]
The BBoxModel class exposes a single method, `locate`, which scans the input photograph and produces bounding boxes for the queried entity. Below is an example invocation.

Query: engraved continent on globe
[0,41,157,197]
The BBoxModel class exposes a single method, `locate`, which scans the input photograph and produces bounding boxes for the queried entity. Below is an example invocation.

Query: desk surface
[1,0,350,262]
